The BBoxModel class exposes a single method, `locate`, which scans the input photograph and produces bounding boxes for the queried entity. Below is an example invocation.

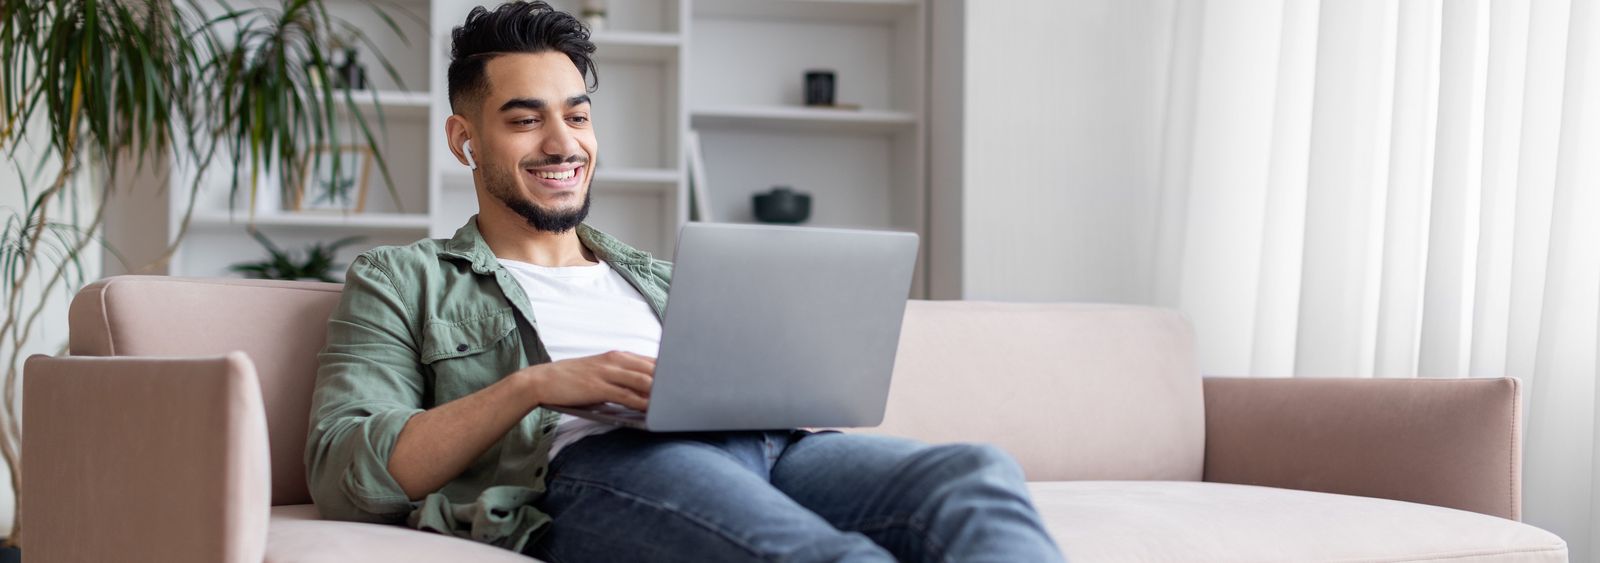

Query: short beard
[483,164,592,233]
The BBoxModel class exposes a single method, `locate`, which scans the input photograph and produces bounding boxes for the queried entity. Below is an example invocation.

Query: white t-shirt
[496,257,662,461]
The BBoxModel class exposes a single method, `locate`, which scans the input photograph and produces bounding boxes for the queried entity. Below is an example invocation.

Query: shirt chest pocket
[420,308,523,395]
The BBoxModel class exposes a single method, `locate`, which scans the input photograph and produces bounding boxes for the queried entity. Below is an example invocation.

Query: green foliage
[1,0,414,204]
[0,0,421,545]
[212,0,413,208]
[229,229,363,282]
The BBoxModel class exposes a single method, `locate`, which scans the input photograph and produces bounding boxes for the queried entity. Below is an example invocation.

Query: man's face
[470,51,597,233]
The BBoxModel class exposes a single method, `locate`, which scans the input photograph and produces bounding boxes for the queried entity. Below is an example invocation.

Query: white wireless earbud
[462,139,478,170]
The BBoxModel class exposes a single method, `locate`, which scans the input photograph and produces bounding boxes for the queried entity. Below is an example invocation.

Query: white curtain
[1156,0,1600,558]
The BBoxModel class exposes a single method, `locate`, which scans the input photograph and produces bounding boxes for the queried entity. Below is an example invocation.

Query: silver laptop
[545,222,919,432]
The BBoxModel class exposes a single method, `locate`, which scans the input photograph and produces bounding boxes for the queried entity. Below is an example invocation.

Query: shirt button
[457,344,469,352]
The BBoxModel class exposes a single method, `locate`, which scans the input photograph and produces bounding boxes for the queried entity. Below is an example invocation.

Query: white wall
[929,0,1177,302]
[0,116,100,537]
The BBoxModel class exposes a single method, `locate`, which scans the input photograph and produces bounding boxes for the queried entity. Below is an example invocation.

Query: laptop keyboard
[591,403,647,421]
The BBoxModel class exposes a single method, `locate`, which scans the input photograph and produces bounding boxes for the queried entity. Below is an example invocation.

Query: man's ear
[445,114,474,169]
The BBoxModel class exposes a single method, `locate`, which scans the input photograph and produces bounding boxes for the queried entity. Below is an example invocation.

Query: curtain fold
[1163,0,1600,558]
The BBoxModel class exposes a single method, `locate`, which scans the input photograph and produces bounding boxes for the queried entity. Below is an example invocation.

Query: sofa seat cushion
[267,504,540,562]
[1031,481,1567,562]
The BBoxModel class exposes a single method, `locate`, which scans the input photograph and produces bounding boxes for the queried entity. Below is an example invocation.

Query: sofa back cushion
[858,300,1206,481]
[67,278,1208,507]
[69,276,341,506]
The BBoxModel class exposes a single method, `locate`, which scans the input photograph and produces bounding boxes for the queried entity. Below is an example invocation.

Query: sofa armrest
[23,352,271,563]
[1202,376,1521,520]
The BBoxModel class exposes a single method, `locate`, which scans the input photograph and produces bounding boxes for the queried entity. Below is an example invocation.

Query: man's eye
[513,118,538,126]
[569,116,589,124]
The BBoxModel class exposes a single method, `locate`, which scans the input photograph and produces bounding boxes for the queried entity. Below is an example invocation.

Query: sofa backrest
[69,276,342,506]
[66,276,1207,507]
[861,300,1206,481]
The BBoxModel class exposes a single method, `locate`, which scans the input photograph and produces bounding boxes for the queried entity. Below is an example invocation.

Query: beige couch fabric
[267,505,537,562]
[267,481,1572,563]
[1030,481,1567,563]
[1204,376,1523,520]
[68,275,342,506]
[23,352,271,563]
[864,300,1207,482]
[35,276,1566,562]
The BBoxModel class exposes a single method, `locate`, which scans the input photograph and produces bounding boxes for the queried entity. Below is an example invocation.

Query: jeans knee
[943,443,1023,477]
[910,445,1039,530]
[907,443,1029,500]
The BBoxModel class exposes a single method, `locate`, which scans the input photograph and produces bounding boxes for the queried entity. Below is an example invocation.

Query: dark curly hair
[447,1,598,114]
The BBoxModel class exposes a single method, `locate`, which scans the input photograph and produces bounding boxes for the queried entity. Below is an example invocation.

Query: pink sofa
[23,276,1567,562]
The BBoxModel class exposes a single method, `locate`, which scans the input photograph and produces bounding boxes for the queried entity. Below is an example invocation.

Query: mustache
[523,154,589,167]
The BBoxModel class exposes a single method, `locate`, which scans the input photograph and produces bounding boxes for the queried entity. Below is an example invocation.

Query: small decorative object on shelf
[335,46,368,90]
[686,130,715,221]
[248,157,286,214]
[752,186,811,224]
[582,0,608,31]
[229,230,367,282]
[804,69,836,106]
[295,145,374,212]
[309,29,369,90]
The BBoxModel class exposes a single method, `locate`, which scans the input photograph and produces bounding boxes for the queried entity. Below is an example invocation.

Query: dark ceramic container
[752,186,811,224]
[804,70,836,106]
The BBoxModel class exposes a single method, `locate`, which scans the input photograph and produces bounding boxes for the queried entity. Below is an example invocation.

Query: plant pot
[0,540,21,562]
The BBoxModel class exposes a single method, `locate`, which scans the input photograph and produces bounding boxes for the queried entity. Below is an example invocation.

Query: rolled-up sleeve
[304,254,427,523]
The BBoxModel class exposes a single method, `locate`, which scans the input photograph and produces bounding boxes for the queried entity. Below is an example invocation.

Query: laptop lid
[644,222,919,432]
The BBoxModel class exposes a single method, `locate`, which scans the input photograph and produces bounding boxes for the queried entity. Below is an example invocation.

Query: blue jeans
[524,429,1066,562]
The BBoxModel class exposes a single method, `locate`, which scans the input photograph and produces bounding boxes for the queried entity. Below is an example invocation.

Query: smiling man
[303,2,1064,562]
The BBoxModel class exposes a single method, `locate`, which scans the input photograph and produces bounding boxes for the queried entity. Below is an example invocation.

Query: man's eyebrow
[499,98,545,112]
[498,95,591,112]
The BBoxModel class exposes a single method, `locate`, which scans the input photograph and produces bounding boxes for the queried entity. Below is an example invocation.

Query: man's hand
[387,350,655,500]
[524,350,655,411]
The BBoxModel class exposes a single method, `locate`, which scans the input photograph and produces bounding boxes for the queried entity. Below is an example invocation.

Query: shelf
[443,167,680,193]
[326,0,428,7]
[334,90,432,118]
[694,0,918,24]
[593,167,680,190]
[691,105,917,134]
[192,210,431,231]
[591,31,682,63]
[694,218,909,232]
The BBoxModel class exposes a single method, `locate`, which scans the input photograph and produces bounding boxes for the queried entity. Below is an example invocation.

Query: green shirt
[304,215,672,553]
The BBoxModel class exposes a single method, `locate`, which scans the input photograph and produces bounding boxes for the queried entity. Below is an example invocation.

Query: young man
[304,3,1065,561]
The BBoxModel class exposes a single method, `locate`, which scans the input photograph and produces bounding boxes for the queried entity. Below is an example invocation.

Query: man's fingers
[606,350,656,373]
[608,385,650,411]
[603,367,653,395]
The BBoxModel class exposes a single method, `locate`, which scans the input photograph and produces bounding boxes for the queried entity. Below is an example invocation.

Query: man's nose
[542,122,582,159]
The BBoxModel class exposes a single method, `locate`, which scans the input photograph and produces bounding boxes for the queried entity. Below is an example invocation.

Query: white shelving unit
[149,0,926,296]
[692,105,918,134]
[589,30,682,61]
[687,0,927,294]
[190,210,433,231]
[348,90,433,109]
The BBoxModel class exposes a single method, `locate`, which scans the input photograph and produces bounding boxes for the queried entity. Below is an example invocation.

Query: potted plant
[0,0,416,551]
[229,230,364,283]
